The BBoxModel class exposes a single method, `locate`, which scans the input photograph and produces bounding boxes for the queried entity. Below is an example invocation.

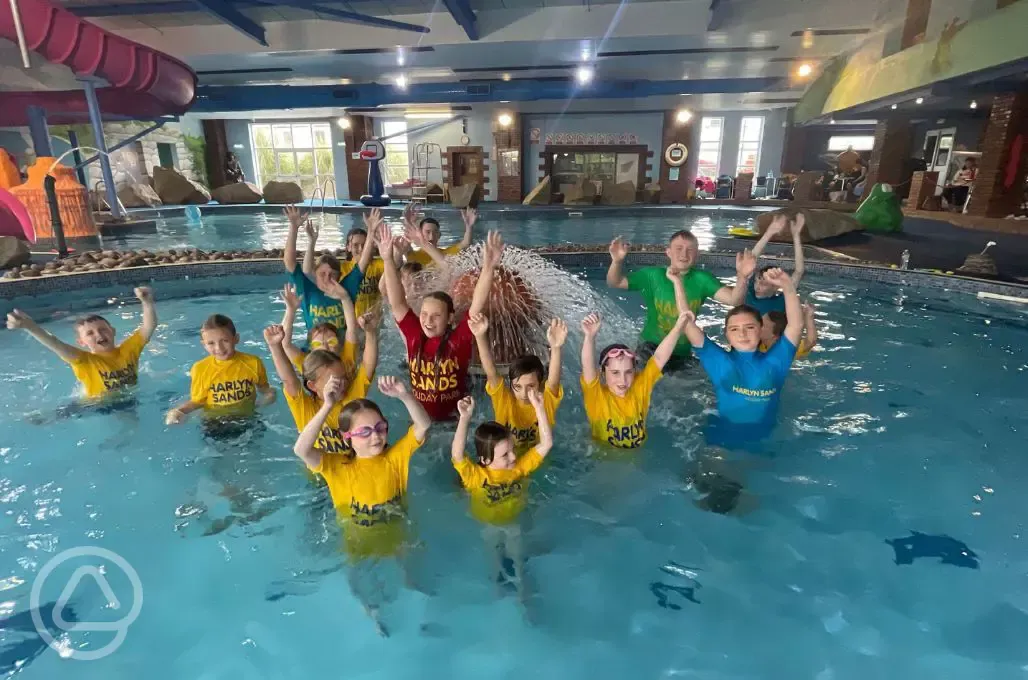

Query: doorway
[451,150,484,188]
[922,127,956,193]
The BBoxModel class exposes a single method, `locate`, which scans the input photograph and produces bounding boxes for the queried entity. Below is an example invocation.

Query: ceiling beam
[441,0,479,41]
[249,0,430,33]
[707,0,730,31]
[189,0,268,46]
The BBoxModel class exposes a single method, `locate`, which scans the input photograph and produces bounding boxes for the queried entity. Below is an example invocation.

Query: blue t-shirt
[695,335,796,444]
[289,263,364,333]
[745,278,786,316]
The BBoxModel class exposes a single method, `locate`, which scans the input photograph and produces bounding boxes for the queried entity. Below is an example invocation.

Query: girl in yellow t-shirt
[469,312,567,456]
[293,375,431,636]
[579,304,690,450]
[451,392,553,602]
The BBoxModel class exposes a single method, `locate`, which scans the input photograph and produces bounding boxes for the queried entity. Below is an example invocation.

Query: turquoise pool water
[101,208,767,253]
[2,266,1028,678]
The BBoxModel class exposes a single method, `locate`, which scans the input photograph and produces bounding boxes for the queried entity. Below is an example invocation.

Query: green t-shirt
[626,266,723,356]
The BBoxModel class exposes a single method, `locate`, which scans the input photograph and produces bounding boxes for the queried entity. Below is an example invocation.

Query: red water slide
[0,0,197,126]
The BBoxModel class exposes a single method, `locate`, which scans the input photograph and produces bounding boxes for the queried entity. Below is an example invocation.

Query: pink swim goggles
[343,421,389,439]
[600,347,636,367]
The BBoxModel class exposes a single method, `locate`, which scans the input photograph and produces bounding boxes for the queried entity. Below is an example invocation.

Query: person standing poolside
[606,230,755,368]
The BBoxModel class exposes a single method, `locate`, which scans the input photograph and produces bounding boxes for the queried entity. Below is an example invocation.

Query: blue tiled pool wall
[2,252,1025,313]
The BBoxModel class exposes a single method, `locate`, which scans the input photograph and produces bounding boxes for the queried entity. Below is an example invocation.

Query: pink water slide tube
[0,0,197,126]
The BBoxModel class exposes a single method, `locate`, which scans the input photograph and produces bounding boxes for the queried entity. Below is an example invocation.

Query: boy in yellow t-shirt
[579,301,690,449]
[760,304,818,358]
[451,393,553,600]
[7,287,158,399]
[401,206,476,267]
[469,312,566,455]
[165,314,275,427]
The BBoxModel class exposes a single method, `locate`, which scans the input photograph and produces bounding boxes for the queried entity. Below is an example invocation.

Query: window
[381,120,410,185]
[827,135,875,152]
[250,122,334,198]
[697,117,723,178]
[736,116,764,176]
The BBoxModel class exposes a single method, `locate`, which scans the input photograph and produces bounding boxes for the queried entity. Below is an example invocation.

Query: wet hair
[201,314,236,336]
[315,253,342,277]
[400,262,423,277]
[302,349,344,387]
[307,322,340,346]
[338,398,386,435]
[473,421,510,465]
[509,355,545,385]
[668,230,698,247]
[724,305,762,330]
[758,265,775,277]
[346,228,368,248]
[765,311,787,338]
[599,343,633,368]
[74,314,111,331]
[417,291,457,375]
[419,217,440,230]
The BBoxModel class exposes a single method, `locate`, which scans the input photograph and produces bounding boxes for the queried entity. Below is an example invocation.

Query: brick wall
[343,116,374,202]
[908,170,939,209]
[864,118,912,190]
[965,90,1028,218]
[658,110,692,204]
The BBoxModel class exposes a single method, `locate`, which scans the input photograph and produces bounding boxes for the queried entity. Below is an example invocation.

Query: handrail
[311,177,337,214]
[92,179,127,215]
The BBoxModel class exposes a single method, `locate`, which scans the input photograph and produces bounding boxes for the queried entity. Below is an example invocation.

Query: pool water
[2,268,1028,679]
[102,207,766,253]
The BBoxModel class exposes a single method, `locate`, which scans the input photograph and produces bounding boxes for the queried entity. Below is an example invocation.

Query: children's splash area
[2,205,1028,679]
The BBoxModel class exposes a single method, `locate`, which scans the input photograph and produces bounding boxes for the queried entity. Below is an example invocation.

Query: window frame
[736,116,765,177]
[249,121,335,198]
[697,116,724,178]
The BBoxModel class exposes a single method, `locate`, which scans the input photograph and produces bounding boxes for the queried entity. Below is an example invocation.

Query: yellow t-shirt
[283,365,372,453]
[406,243,462,266]
[454,448,545,525]
[291,339,358,378]
[65,330,147,398]
[487,381,563,455]
[189,352,269,415]
[760,337,812,358]
[339,258,385,318]
[313,425,423,556]
[581,357,663,449]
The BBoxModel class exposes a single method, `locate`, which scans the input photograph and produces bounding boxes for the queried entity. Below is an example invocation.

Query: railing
[311,177,337,213]
[92,179,127,216]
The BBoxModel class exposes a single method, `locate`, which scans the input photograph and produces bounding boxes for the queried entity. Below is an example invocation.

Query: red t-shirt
[397,309,474,421]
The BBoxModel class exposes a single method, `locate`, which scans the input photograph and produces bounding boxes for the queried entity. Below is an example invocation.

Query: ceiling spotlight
[337,116,351,130]
[497,113,513,127]
[397,47,406,66]
[395,74,407,89]
[970,100,978,109]
[891,104,898,109]
[797,63,813,78]
[829,118,836,124]
[801,28,814,49]
[501,73,511,82]
[915,97,924,104]
[675,109,693,124]
[576,65,594,85]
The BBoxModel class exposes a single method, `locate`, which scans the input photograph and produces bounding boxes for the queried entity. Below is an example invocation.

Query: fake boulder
[152,167,210,205]
[0,235,30,269]
[756,208,863,243]
[600,180,637,205]
[262,180,304,204]
[211,182,263,204]
[117,183,163,208]
[449,183,480,208]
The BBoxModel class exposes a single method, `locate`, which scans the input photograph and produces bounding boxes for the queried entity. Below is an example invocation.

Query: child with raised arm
[380,224,501,421]
[7,287,158,399]
[265,308,379,453]
[470,313,566,455]
[451,393,553,595]
[402,205,476,266]
[165,314,275,428]
[760,303,818,359]
[305,209,382,318]
[746,213,806,315]
[683,267,802,445]
[280,283,362,375]
[283,205,365,335]
[580,305,690,449]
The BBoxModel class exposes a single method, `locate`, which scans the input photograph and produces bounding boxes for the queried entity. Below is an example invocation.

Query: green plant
[183,134,208,186]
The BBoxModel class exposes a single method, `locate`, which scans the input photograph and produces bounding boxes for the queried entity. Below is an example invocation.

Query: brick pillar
[908,171,938,209]
[658,110,693,204]
[864,117,912,190]
[343,115,374,202]
[965,90,1028,218]
[493,113,522,203]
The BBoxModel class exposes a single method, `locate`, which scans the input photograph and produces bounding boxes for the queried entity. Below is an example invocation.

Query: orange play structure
[9,157,97,240]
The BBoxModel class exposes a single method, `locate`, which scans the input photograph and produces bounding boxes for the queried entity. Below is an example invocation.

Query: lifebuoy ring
[665,143,688,167]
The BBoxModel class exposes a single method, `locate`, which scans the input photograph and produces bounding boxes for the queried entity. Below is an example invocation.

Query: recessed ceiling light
[397,47,406,66]
[891,104,898,109]
[797,63,813,77]
[676,109,693,124]
[915,97,924,104]
[576,66,594,85]
[497,113,513,127]
[970,100,978,109]
[501,73,511,82]
[337,117,351,129]
[395,74,407,89]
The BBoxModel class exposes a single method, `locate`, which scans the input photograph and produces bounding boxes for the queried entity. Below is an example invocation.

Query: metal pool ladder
[92,179,127,216]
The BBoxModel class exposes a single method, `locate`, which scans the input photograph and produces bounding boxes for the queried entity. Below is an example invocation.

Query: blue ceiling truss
[440,0,478,40]
[68,0,431,35]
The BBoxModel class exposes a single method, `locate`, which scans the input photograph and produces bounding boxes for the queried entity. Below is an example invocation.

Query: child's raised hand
[547,318,568,348]
[6,309,31,330]
[402,203,419,230]
[357,309,380,333]
[766,214,788,236]
[284,205,307,231]
[762,267,792,289]
[282,283,301,309]
[263,324,286,346]
[609,236,629,262]
[363,207,382,231]
[468,312,489,337]
[677,310,697,327]
[377,376,406,398]
[484,231,504,269]
[462,207,478,229]
[801,302,815,322]
[525,387,543,409]
[133,286,154,303]
[403,221,425,247]
[735,249,757,279]
[322,375,343,405]
[457,395,474,418]
[581,312,601,337]
[304,218,319,244]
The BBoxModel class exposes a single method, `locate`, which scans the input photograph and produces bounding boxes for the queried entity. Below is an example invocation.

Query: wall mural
[544,133,640,145]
